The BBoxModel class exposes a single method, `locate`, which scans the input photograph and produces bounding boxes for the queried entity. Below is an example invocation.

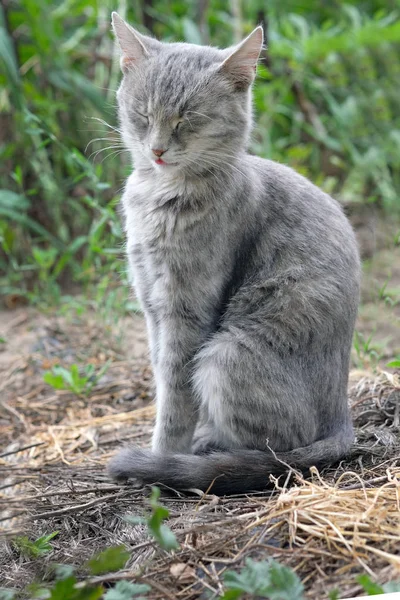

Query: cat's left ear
[111,12,161,71]
[220,27,263,90]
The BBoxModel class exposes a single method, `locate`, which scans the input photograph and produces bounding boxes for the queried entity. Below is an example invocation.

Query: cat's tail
[108,427,354,495]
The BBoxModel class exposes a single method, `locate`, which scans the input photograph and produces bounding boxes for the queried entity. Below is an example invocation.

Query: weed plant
[1,0,400,306]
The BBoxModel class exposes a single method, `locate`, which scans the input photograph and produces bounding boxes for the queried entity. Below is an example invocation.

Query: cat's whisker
[183,157,219,179]
[89,144,126,161]
[184,156,245,184]
[203,151,254,182]
[184,115,195,131]
[99,149,129,165]
[85,137,122,153]
[93,84,119,93]
[183,155,231,177]
[189,154,253,184]
[78,128,121,136]
[85,116,123,134]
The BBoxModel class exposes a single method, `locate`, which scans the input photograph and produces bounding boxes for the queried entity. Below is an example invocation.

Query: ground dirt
[1,243,400,599]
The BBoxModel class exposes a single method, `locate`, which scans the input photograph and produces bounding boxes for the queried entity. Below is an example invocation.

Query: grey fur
[108,13,360,495]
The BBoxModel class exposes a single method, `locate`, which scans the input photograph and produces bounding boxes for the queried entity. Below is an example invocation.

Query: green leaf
[0,206,63,249]
[219,590,243,600]
[53,564,75,580]
[124,488,179,551]
[13,531,59,558]
[0,589,17,600]
[383,581,400,593]
[0,14,22,108]
[86,545,130,575]
[43,372,67,390]
[387,360,400,368]
[49,577,76,600]
[151,524,179,551]
[104,581,151,600]
[84,364,96,378]
[182,18,202,45]
[0,190,30,210]
[224,559,304,599]
[53,365,76,388]
[48,577,103,600]
[328,590,340,600]
[35,531,59,546]
[53,236,87,277]
[28,582,51,598]
[32,246,58,269]
[48,70,107,113]
[72,587,104,600]
[147,487,179,551]
[43,363,106,396]
[70,364,85,390]
[357,574,384,595]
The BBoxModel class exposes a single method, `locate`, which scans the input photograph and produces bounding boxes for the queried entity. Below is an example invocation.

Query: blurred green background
[1,0,400,319]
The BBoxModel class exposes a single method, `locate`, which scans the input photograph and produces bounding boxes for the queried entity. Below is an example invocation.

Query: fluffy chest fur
[123,173,213,246]
[122,172,238,323]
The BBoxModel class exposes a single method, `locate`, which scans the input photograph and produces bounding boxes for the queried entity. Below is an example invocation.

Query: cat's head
[112,13,263,177]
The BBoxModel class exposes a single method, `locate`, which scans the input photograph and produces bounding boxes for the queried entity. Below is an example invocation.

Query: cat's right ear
[219,27,263,90]
[111,12,160,72]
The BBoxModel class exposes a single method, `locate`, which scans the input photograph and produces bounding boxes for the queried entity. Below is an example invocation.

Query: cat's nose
[152,148,166,157]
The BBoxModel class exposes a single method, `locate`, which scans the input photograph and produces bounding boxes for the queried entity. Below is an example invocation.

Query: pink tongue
[156,158,165,165]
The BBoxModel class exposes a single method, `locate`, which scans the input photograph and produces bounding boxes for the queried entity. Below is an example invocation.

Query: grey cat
[108,12,360,494]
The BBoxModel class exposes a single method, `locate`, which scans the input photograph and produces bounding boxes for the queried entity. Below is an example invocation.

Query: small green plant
[125,486,179,551]
[103,581,151,600]
[28,246,61,307]
[0,589,17,600]
[377,277,390,302]
[13,545,150,599]
[357,574,400,594]
[86,546,130,576]
[218,563,400,599]
[43,362,110,396]
[353,330,383,368]
[39,575,103,600]
[376,276,400,308]
[220,558,304,599]
[387,356,400,369]
[13,531,59,559]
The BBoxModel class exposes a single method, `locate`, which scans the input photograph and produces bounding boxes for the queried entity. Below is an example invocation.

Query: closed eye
[137,112,149,123]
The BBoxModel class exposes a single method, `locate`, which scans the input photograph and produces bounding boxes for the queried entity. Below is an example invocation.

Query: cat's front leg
[151,318,204,454]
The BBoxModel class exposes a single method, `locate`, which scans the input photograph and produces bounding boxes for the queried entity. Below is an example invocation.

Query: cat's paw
[191,436,223,455]
[108,447,152,482]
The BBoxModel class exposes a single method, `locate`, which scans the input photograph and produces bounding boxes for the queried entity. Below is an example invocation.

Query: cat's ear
[111,12,160,71]
[220,27,263,90]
